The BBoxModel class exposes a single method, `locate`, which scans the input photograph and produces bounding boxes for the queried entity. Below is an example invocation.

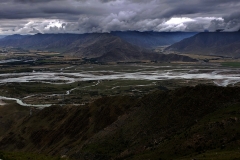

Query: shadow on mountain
[1,85,240,159]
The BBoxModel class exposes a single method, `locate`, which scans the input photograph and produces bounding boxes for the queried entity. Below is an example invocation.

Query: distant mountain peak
[167,32,240,58]
[0,32,198,62]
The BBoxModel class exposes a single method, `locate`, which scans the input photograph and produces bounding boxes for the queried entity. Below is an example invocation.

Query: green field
[221,62,240,68]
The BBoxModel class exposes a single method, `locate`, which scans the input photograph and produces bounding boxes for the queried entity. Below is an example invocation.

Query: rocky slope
[0,32,196,50]
[166,32,240,58]
[111,31,197,48]
[1,85,240,159]
[0,33,197,62]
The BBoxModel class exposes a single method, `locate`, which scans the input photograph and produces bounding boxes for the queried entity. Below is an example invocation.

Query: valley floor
[0,53,240,159]
[1,59,240,108]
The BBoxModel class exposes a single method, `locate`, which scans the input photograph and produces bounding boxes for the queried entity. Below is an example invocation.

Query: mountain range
[167,32,240,58]
[2,31,240,61]
[111,31,196,48]
[0,31,196,50]
[0,32,197,62]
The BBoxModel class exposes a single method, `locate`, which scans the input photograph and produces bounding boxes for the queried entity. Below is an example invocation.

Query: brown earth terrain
[1,85,240,160]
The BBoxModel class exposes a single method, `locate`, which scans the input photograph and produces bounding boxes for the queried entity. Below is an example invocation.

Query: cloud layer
[0,0,240,34]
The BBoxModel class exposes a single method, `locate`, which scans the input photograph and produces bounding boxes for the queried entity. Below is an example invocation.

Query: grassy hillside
[78,85,240,159]
[0,151,64,160]
[1,85,240,159]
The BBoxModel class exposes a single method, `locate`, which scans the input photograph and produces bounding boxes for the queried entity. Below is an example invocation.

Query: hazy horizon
[2,30,240,37]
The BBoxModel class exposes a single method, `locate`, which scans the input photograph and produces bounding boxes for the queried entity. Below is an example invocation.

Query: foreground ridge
[1,85,240,159]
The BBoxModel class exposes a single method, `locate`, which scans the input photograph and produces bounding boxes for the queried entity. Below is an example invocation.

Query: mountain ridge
[0,32,197,49]
[110,31,197,48]
[0,32,198,62]
[166,32,240,58]
[1,85,240,159]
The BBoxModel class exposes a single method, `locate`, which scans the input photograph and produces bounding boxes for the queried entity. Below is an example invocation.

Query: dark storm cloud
[0,0,240,34]
[0,0,104,20]
[14,0,54,3]
[99,0,116,3]
[216,12,240,31]
[224,12,240,23]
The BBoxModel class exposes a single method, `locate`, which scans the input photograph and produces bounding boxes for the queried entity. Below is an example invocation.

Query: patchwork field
[0,50,240,108]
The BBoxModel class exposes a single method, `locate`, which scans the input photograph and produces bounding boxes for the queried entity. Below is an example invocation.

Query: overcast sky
[0,0,240,35]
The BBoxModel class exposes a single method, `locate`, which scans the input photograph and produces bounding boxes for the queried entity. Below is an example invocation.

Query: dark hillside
[0,96,139,156]
[167,32,240,58]
[1,85,240,159]
[80,85,240,159]
[0,33,197,62]
[111,31,197,48]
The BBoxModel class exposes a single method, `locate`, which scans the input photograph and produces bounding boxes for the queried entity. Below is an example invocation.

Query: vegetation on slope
[0,151,64,160]
[78,85,240,159]
[1,85,240,159]
[167,32,240,58]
